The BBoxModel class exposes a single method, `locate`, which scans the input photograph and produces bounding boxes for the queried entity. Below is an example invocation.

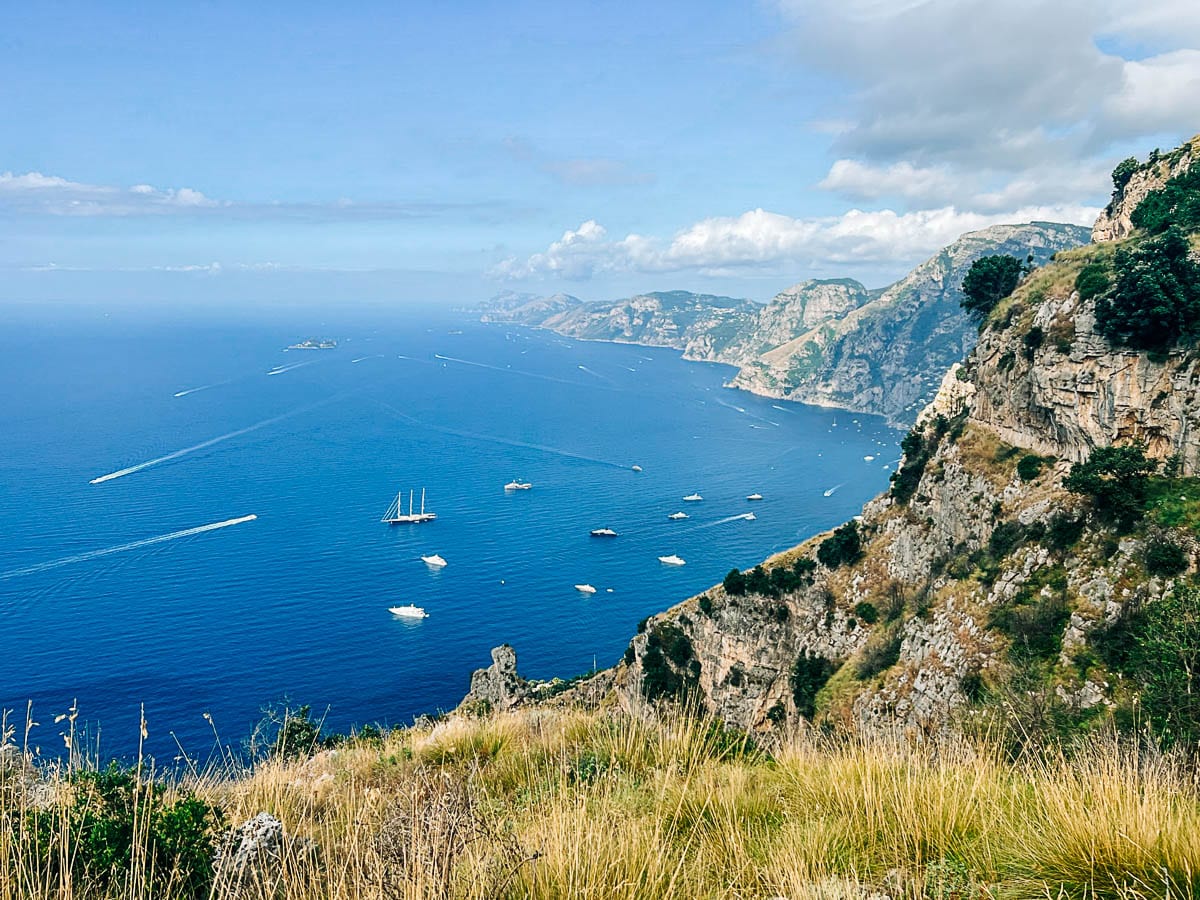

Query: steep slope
[728,223,1090,423]
[603,139,1200,741]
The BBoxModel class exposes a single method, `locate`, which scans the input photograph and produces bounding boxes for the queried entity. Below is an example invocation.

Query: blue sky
[3,1,1198,308]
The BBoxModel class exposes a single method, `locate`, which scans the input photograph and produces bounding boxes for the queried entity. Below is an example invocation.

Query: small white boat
[668,511,688,520]
[631,464,643,472]
[658,554,686,566]
[683,493,703,502]
[590,527,618,537]
[504,480,533,491]
[389,604,428,619]
[575,583,598,594]
[864,455,875,462]
[746,493,764,501]
[421,554,447,567]
[742,512,757,521]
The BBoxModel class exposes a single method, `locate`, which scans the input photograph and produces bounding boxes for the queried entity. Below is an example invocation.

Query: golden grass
[4,706,1200,898]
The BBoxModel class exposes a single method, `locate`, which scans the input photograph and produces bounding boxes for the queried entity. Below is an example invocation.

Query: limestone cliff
[604,140,1200,738]
[1092,136,1198,243]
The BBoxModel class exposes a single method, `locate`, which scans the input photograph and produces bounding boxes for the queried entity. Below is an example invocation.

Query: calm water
[0,305,899,760]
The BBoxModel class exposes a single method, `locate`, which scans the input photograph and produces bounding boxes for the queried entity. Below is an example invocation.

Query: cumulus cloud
[492,202,1100,281]
[775,0,1200,211]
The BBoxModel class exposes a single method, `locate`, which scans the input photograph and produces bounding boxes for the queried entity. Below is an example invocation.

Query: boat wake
[823,483,844,497]
[433,353,592,388]
[267,360,317,376]
[576,365,613,383]
[90,399,335,485]
[173,380,233,398]
[0,515,257,582]
[374,400,628,470]
[352,355,383,364]
[692,513,757,530]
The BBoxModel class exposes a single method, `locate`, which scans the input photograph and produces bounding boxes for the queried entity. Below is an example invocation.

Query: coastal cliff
[495,134,1200,742]
[481,224,1088,425]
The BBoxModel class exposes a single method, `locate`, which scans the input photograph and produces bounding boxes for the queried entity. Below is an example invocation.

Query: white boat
[743,512,757,521]
[575,583,598,594]
[658,554,686,566]
[683,493,703,502]
[631,465,643,472]
[668,512,688,520]
[421,554,447,567]
[389,604,428,619]
[382,488,437,524]
[590,527,618,537]
[504,480,532,491]
[746,493,764,501]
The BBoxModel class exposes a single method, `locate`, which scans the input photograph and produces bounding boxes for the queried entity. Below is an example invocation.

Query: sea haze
[0,306,900,760]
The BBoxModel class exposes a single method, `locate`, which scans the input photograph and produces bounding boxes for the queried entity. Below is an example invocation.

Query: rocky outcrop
[1092,136,1198,242]
[727,223,1089,423]
[214,812,318,894]
[462,644,533,712]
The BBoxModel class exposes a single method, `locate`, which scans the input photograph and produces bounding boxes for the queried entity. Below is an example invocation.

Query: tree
[1063,443,1157,531]
[817,520,863,569]
[1122,584,1200,746]
[1093,226,1200,351]
[961,255,1025,319]
[1111,157,1139,195]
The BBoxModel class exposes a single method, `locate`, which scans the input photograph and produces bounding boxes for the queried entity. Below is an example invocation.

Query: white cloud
[492,203,1100,281]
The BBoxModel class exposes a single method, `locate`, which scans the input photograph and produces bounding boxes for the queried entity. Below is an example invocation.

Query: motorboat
[420,554,447,567]
[504,480,533,491]
[590,527,618,537]
[575,583,598,594]
[683,493,703,502]
[743,512,757,521]
[667,512,688,520]
[388,604,428,619]
[631,465,643,472]
[746,493,764,501]
[658,554,686,566]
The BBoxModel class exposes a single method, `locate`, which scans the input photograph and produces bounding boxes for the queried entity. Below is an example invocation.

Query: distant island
[286,338,337,350]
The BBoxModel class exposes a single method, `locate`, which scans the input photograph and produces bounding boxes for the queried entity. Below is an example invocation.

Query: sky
[2,0,1198,309]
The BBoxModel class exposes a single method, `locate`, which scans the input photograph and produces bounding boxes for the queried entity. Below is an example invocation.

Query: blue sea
[0,304,899,761]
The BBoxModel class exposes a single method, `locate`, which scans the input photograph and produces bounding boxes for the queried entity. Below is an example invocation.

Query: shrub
[791,652,838,720]
[1064,443,1157,531]
[1094,227,1200,352]
[961,255,1026,319]
[24,764,224,900]
[891,420,945,504]
[855,628,903,679]
[724,557,815,599]
[1145,534,1189,576]
[987,520,1027,560]
[1075,259,1110,302]
[1016,454,1045,481]
[640,623,699,702]
[723,568,747,596]
[853,601,879,625]
[817,520,863,569]
[1130,162,1200,234]
[698,594,713,616]
[1022,325,1044,360]
[1111,156,1139,195]
[990,594,1071,663]
[1045,512,1085,552]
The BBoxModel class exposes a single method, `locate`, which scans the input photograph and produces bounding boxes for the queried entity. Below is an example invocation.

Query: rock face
[1092,137,1198,242]
[481,223,1088,425]
[214,812,317,893]
[726,223,1089,423]
[462,644,532,712]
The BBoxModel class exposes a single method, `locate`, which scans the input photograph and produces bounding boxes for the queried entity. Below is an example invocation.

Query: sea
[0,303,900,762]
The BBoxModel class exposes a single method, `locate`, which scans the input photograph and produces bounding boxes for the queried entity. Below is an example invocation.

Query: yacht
[683,493,703,502]
[574,583,598,594]
[504,480,533,491]
[742,512,757,521]
[388,604,428,619]
[746,493,764,501]
[667,512,688,520]
[382,488,436,524]
[420,554,447,567]
[631,464,643,472]
[589,527,618,537]
[658,554,686,566]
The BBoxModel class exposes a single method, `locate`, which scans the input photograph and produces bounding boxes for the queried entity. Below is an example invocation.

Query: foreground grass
[4,706,1200,899]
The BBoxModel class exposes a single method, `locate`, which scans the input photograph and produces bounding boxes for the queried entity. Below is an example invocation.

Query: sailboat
[382,488,437,524]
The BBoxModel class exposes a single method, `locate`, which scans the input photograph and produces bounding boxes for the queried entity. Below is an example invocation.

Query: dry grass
[4,705,1200,899]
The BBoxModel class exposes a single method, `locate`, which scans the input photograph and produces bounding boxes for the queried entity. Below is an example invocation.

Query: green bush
[1022,326,1044,360]
[723,557,816,599]
[961,255,1026,319]
[1094,227,1200,351]
[1145,534,1189,576]
[817,520,863,569]
[24,764,224,900]
[1064,444,1158,532]
[1130,163,1200,234]
[1075,259,1110,302]
[890,419,947,504]
[791,652,838,720]
[855,628,903,679]
[1016,454,1045,481]
[989,594,1071,663]
[1111,156,1140,195]
[640,623,699,702]
[1045,512,1085,552]
[853,601,879,625]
